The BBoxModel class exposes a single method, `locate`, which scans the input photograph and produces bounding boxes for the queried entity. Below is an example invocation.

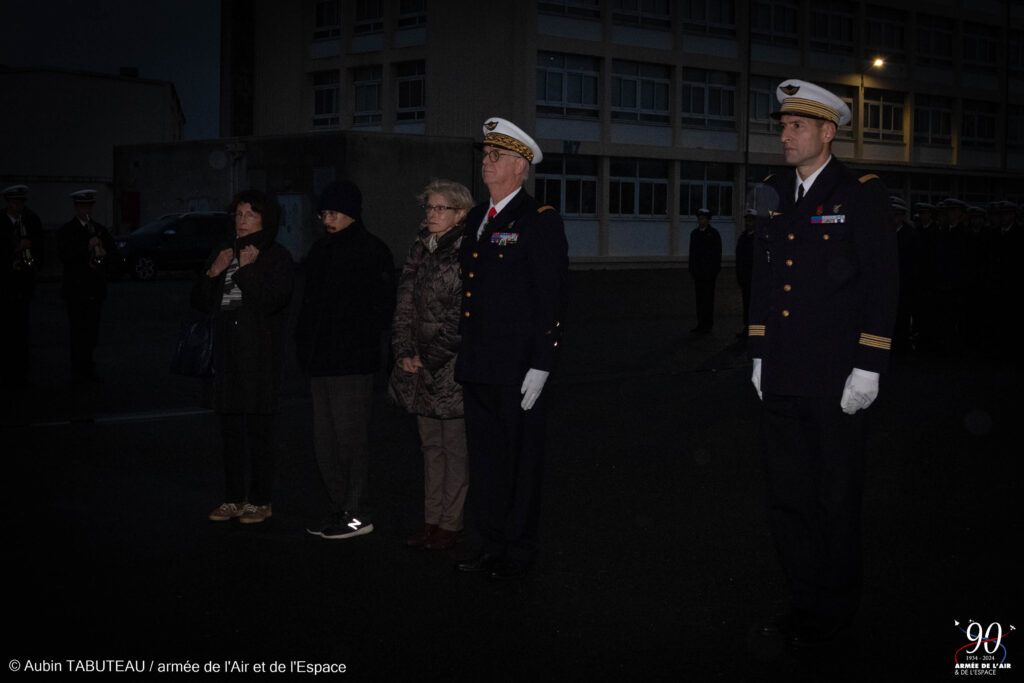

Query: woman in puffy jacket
[390,179,473,550]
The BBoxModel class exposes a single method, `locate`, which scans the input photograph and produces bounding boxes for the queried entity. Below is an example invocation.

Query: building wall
[223,0,1024,264]
[0,68,184,230]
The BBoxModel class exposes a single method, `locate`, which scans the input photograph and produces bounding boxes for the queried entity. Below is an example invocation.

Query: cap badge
[484,120,499,131]
[780,85,800,95]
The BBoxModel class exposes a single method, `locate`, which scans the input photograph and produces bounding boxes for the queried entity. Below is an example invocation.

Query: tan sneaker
[209,502,245,521]
[239,503,272,524]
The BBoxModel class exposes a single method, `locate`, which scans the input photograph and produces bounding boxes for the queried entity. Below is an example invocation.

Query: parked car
[116,212,231,280]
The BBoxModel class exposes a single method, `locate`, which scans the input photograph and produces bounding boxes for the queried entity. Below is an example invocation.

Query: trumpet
[12,216,36,271]
[86,214,105,268]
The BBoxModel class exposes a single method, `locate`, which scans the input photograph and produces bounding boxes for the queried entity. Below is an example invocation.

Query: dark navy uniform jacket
[748,157,898,398]
[455,189,568,386]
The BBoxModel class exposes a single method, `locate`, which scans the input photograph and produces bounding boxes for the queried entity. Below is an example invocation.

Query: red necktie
[487,206,497,220]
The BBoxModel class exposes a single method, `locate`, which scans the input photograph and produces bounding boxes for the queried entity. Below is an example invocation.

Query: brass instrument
[86,214,106,268]
[12,216,36,271]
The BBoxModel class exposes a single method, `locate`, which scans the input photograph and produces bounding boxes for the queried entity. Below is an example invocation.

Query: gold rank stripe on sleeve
[858,174,880,184]
[538,205,555,213]
[748,324,766,337]
[858,333,892,350]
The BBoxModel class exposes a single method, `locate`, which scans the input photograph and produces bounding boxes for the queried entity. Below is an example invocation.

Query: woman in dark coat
[192,190,294,524]
[390,179,473,550]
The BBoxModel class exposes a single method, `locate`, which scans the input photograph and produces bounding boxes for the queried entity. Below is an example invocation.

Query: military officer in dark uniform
[3,185,44,401]
[688,208,722,334]
[454,117,569,579]
[58,189,116,384]
[748,80,898,647]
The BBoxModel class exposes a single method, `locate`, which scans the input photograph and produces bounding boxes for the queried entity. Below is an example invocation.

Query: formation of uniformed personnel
[454,117,569,579]
[3,185,44,397]
[688,208,722,334]
[58,189,116,384]
[891,196,916,354]
[748,80,899,647]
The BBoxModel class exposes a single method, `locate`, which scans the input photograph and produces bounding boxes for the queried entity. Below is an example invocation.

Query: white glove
[751,358,763,400]
[840,368,879,415]
[520,368,550,411]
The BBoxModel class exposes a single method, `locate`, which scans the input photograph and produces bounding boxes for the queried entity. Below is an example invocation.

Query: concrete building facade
[218,0,1024,264]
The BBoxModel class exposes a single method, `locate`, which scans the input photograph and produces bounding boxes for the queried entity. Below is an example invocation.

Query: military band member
[58,189,116,384]
[748,80,898,647]
[3,185,43,396]
[454,117,569,579]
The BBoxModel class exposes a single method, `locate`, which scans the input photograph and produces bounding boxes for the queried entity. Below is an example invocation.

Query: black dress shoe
[456,552,499,573]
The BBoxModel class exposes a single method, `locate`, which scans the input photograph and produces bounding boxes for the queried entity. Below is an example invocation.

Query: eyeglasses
[233,210,260,222]
[420,204,458,214]
[317,210,341,221]
[481,149,522,163]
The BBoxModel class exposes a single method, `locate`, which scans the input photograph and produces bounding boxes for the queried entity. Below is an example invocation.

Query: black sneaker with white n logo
[321,514,374,540]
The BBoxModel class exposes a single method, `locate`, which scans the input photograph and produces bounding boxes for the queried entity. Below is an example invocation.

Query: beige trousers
[417,416,468,532]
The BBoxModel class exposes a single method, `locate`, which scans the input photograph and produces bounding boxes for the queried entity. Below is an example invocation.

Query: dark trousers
[761,393,866,621]
[462,381,547,565]
[219,412,276,505]
[693,275,717,331]
[66,295,103,379]
[311,374,374,516]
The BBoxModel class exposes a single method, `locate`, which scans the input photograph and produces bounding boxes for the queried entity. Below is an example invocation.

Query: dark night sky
[4,0,221,140]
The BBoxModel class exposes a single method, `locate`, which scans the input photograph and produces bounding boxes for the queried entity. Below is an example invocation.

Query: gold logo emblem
[833,204,842,213]
[484,120,499,131]
[769,210,783,219]
[780,85,800,95]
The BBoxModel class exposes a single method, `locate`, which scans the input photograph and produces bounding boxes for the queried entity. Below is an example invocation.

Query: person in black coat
[192,190,294,524]
[454,117,569,579]
[58,190,116,384]
[294,180,396,540]
[735,208,756,339]
[3,185,43,398]
[688,208,722,334]
[749,80,898,648]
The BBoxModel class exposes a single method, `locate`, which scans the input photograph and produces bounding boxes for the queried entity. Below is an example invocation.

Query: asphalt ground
[5,269,1019,680]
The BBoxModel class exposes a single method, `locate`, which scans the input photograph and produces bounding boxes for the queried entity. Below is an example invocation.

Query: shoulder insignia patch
[538,205,555,213]
[858,174,880,184]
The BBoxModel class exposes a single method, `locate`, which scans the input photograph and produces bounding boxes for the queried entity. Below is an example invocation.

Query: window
[612,61,670,124]
[680,162,733,218]
[535,155,598,216]
[751,1,799,47]
[913,94,952,145]
[916,14,953,68]
[396,61,425,121]
[355,0,383,35]
[681,69,736,130]
[398,0,427,28]
[863,88,904,142]
[865,5,906,62]
[961,100,997,148]
[538,0,600,19]
[609,159,668,216]
[537,52,600,119]
[910,174,953,207]
[809,1,855,55]
[963,23,999,73]
[1009,105,1024,149]
[748,75,780,133]
[314,0,340,40]
[353,65,382,125]
[681,0,735,37]
[612,0,672,30]
[312,71,340,129]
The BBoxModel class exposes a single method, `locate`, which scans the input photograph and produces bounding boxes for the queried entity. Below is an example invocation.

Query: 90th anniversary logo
[953,619,1014,676]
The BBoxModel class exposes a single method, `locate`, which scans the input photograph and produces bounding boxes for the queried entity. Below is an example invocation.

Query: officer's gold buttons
[472,252,478,258]
[468,272,475,278]
[782,310,790,317]
[465,291,472,297]
[783,284,792,292]
[787,233,795,240]
[785,259,794,267]
[498,253,504,259]
[823,234,830,240]
[464,311,471,318]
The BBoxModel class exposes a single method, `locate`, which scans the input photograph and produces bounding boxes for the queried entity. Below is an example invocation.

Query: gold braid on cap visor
[483,132,534,162]
[779,98,840,124]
